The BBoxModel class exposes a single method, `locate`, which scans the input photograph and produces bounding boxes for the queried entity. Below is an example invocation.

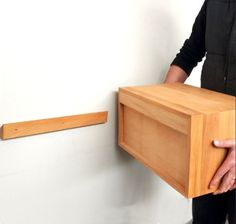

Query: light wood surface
[118,83,235,198]
[0,111,108,140]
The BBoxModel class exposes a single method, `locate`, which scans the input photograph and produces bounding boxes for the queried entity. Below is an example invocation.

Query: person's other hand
[209,139,236,195]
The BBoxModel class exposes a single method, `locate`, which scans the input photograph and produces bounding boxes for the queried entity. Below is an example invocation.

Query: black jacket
[172,0,236,96]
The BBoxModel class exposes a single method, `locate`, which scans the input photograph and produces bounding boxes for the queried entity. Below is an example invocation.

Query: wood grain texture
[0,111,108,140]
[118,83,235,198]
[122,106,188,195]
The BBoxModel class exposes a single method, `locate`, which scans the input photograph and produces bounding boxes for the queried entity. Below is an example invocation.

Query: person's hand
[209,139,236,195]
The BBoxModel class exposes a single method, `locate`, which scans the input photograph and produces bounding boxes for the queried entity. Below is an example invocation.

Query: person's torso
[201,0,236,96]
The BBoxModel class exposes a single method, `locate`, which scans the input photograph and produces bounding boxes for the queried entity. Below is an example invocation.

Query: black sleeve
[171,1,207,75]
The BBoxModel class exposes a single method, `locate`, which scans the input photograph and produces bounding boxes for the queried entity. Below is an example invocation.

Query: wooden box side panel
[119,105,190,196]
[200,110,235,194]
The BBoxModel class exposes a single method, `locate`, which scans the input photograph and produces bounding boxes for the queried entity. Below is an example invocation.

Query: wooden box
[118,83,235,198]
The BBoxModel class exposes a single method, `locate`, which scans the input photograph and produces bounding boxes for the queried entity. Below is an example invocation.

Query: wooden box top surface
[119,83,235,115]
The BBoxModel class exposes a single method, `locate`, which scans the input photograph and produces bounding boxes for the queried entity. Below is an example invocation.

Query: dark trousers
[192,190,236,224]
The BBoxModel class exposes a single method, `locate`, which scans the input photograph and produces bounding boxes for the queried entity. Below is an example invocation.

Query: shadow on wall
[104,91,160,206]
[111,88,162,207]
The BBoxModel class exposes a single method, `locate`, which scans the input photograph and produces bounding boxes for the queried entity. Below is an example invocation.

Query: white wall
[0,1,204,224]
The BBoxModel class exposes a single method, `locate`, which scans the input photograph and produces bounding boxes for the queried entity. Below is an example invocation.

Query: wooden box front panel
[120,105,190,196]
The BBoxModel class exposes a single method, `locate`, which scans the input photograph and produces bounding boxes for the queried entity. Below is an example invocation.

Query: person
[164,0,236,223]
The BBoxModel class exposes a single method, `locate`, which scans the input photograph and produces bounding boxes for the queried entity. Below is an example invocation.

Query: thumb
[213,140,235,149]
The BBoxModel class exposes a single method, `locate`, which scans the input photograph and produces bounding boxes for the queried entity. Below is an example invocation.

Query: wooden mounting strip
[0,111,108,140]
